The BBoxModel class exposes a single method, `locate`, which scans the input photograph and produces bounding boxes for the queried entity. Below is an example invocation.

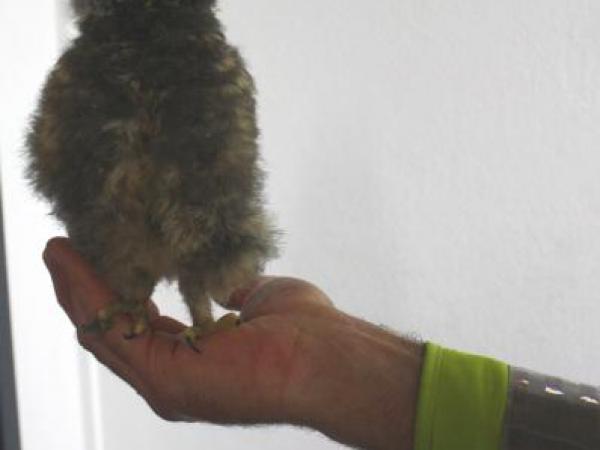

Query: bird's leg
[197,261,257,337]
[123,302,150,340]
[179,297,239,352]
[178,275,242,351]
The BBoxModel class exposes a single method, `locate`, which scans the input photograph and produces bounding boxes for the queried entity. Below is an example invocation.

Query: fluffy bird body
[27,0,278,330]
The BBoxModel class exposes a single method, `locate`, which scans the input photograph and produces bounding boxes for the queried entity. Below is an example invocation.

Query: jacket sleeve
[414,343,600,450]
[503,366,600,449]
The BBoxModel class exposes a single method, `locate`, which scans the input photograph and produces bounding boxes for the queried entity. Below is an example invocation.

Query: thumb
[228,277,335,322]
[226,277,276,310]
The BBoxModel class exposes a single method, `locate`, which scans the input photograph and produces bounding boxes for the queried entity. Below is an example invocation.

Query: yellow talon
[213,313,240,332]
[180,313,241,352]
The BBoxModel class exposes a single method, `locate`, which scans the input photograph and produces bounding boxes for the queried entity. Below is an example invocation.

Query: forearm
[287,312,424,450]
[280,306,597,450]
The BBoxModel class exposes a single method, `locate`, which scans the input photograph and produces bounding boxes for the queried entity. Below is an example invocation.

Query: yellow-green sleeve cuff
[414,343,509,450]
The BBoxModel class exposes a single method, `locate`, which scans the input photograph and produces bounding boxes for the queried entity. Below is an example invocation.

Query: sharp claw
[181,327,203,353]
[123,331,136,340]
[80,320,102,334]
[80,301,149,338]
[187,338,202,354]
[81,313,113,334]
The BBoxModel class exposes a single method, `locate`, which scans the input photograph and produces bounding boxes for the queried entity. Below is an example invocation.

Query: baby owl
[26,0,279,342]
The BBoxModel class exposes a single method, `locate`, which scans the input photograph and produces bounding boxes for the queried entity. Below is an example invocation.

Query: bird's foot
[181,313,241,352]
[123,303,150,340]
[81,301,149,339]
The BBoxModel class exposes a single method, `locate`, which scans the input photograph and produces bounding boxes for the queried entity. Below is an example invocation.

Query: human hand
[43,237,423,450]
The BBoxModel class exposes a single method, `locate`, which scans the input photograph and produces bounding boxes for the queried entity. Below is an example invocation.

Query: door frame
[0,186,21,450]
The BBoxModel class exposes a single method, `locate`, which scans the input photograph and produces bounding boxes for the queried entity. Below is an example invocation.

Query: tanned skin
[44,238,423,450]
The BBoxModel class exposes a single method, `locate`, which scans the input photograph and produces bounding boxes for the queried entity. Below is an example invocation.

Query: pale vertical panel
[0,1,90,449]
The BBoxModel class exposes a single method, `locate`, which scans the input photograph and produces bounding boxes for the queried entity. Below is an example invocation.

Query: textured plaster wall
[1,1,599,449]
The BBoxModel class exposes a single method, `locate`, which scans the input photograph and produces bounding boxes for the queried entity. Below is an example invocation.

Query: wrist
[288,312,424,450]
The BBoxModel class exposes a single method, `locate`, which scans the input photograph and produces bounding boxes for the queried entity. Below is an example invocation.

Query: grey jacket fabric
[503,367,600,450]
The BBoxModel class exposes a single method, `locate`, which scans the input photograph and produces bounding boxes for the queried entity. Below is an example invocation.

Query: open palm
[43,238,335,426]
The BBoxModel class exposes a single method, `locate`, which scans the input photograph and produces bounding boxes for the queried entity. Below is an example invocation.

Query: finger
[43,238,158,365]
[43,238,196,421]
[43,239,150,383]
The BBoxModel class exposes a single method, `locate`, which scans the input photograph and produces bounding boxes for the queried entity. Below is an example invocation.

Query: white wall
[1,0,599,449]
[0,2,93,450]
